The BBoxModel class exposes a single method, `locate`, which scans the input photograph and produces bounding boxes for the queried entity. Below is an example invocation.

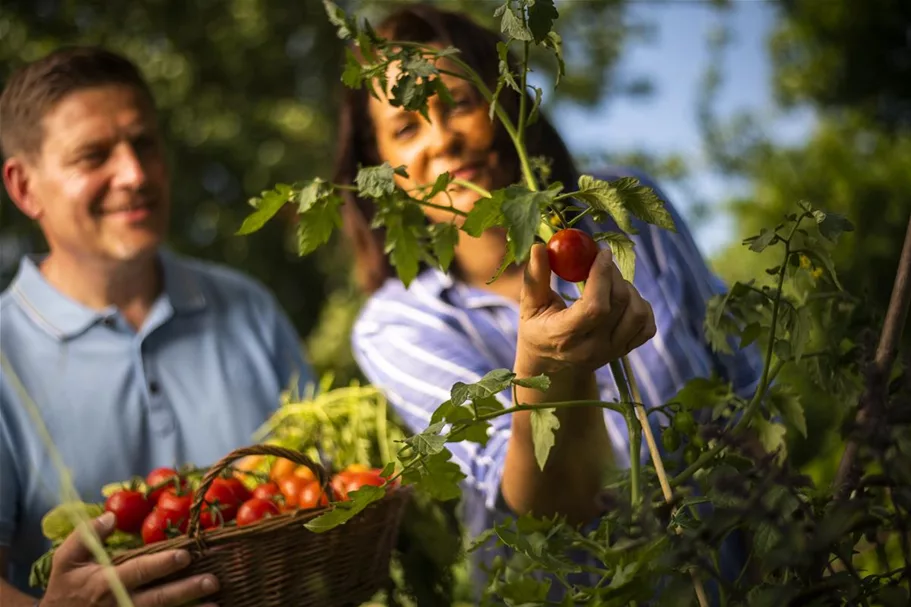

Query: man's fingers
[520,244,556,316]
[131,571,220,607]
[114,549,194,590]
[53,512,117,570]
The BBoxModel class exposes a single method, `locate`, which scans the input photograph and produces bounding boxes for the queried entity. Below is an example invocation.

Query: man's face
[4,84,170,265]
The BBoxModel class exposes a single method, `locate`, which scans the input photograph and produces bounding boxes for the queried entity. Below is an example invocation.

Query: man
[0,47,313,605]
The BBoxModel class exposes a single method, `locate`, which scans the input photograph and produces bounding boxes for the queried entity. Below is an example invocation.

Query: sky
[550,0,816,257]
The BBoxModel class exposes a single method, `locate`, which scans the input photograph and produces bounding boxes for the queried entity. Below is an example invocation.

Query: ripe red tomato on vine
[546,228,599,283]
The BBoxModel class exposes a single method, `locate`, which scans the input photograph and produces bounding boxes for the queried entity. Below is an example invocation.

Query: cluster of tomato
[103,461,391,546]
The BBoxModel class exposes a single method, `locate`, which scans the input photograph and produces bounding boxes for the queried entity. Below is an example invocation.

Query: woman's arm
[504,245,655,524]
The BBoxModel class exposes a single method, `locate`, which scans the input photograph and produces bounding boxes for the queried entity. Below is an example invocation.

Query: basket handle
[186,444,332,538]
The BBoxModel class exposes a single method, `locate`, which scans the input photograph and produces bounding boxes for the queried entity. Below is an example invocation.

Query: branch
[833,212,911,497]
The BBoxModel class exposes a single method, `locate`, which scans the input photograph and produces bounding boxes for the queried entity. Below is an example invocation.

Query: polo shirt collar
[9,247,206,340]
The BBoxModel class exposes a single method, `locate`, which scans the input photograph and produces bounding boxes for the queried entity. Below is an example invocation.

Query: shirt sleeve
[351,312,513,511]
[629,169,765,398]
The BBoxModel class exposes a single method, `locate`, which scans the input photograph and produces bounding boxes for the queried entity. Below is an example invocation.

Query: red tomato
[333,469,388,499]
[546,228,599,283]
[145,467,183,504]
[105,490,153,534]
[252,481,283,503]
[236,498,281,526]
[277,475,309,509]
[199,503,230,529]
[298,481,330,510]
[157,488,194,528]
[141,509,173,544]
[203,477,250,521]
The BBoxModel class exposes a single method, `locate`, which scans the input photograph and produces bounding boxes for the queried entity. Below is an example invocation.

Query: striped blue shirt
[351,168,763,599]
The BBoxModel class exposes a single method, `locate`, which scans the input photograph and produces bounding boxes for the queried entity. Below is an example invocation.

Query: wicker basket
[111,445,411,606]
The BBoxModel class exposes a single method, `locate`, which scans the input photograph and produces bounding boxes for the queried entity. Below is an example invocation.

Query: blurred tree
[698,1,911,477]
[770,0,911,130]
[0,0,657,385]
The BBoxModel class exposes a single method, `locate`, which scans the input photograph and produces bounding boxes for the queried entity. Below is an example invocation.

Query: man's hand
[40,512,219,607]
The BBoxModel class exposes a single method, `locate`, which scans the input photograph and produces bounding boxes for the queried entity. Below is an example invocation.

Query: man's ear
[3,156,42,220]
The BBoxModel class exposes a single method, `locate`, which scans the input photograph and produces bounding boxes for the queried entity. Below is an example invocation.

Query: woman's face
[367,50,514,225]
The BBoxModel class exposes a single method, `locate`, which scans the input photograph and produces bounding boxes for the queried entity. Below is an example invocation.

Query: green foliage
[238,2,911,605]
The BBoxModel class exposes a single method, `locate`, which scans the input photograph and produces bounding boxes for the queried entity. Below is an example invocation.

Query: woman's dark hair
[333,2,579,294]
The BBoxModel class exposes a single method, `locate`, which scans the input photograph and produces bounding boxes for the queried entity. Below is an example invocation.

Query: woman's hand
[39,512,219,607]
[516,244,657,376]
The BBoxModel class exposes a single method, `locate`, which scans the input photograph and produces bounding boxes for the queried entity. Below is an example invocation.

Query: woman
[333,3,762,598]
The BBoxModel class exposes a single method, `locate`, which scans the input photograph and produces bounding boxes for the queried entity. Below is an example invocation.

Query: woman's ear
[3,157,43,220]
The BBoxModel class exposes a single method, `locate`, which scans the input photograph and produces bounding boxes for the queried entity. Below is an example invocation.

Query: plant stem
[517,40,530,147]
[419,200,470,217]
[833,212,911,497]
[609,360,641,506]
[671,214,805,489]
[475,399,629,423]
[451,178,492,199]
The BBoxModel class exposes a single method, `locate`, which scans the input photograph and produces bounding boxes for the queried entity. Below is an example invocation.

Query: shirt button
[102,316,116,328]
[149,380,161,395]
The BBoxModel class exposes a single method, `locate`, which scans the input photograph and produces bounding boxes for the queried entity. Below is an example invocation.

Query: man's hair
[0,46,155,161]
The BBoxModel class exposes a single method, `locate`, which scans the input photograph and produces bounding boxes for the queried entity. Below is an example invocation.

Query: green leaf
[486,247,517,285]
[305,485,385,532]
[356,163,398,198]
[427,171,453,199]
[236,188,289,235]
[530,408,560,470]
[542,31,565,86]
[403,421,447,455]
[297,194,343,255]
[790,305,811,362]
[574,175,675,234]
[514,374,551,392]
[403,451,466,501]
[594,231,636,282]
[323,0,356,40]
[41,502,104,542]
[341,48,363,88]
[384,204,425,286]
[745,228,778,253]
[451,369,515,407]
[802,245,844,290]
[812,209,854,242]
[668,377,733,412]
[496,3,533,42]
[740,321,762,348]
[527,0,559,43]
[445,405,492,446]
[769,385,806,438]
[430,222,459,272]
[753,417,788,461]
[874,585,909,607]
[501,185,560,262]
[462,190,505,236]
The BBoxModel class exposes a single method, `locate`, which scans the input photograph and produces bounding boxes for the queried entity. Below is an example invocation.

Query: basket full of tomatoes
[35,444,410,607]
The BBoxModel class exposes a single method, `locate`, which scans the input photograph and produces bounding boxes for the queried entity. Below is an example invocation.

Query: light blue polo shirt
[0,249,313,596]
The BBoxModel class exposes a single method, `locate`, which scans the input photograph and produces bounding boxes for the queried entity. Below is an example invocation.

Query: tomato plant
[546,228,599,283]
[236,497,281,526]
[104,490,152,534]
[232,2,911,606]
